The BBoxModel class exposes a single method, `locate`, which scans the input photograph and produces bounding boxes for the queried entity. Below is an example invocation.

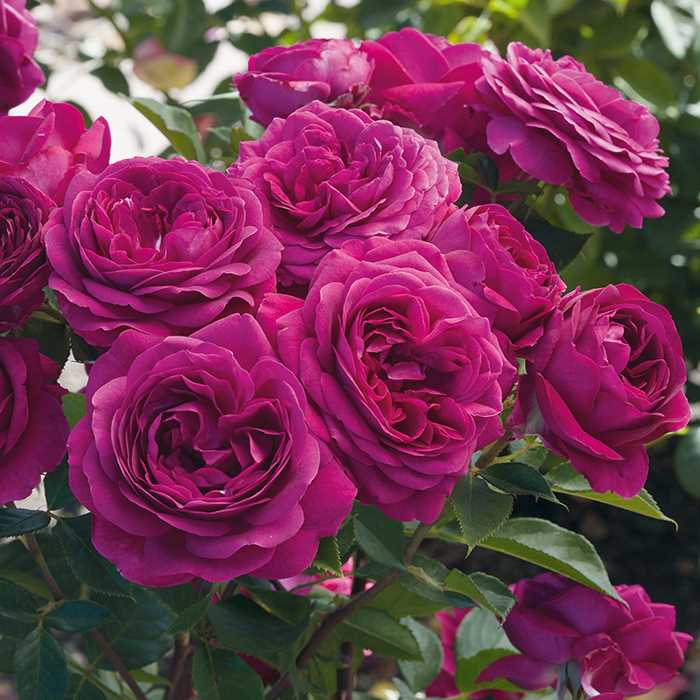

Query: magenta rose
[232,101,460,286]
[46,156,281,347]
[362,28,487,150]
[236,39,373,126]
[0,176,54,331]
[429,205,565,353]
[0,100,110,205]
[0,0,43,113]
[428,607,555,698]
[511,284,689,497]
[68,314,356,586]
[503,573,692,699]
[0,337,68,504]
[258,238,509,523]
[476,43,669,232]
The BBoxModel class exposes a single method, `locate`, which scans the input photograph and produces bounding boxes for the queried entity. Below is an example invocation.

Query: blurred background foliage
[25,0,700,683]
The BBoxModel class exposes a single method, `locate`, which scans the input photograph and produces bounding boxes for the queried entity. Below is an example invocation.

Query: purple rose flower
[476,43,670,232]
[503,573,692,700]
[236,39,373,126]
[0,100,111,205]
[0,337,68,504]
[361,28,486,148]
[511,284,690,497]
[46,156,281,347]
[429,204,565,354]
[0,0,43,113]
[0,176,54,331]
[258,238,509,523]
[428,607,555,698]
[232,101,460,287]
[68,314,356,586]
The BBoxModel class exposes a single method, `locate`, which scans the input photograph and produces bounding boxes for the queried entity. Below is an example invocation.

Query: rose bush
[0,176,54,331]
[0,13,694,700]
[259,238,509,522]
[512,284,690,497]
[0,337,67,504]
[0,0,43,113]
[45,156,281,347]
[476,43,670,232]
[429,204,565,354]
[233,101,460,286]
[68,314,356,586]
[236,38,373,126]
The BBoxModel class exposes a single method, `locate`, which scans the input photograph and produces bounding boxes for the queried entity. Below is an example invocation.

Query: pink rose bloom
[0,337,68,503]
[476,43,670,232]
[362,28,487,151]
[511,284,689,497]
[0,176,54,331]
[0,100,110,204]
[428,607,555,698]
[504,573,692,700]
[259,239,509,523]
[236,39,373,126]
[429,205,565,354]
[68,314,356,587]
[46,157,281,347]
[0,0,43,113]
[232,101,460,286]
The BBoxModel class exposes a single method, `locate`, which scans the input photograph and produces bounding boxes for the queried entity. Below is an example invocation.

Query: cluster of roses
[0,6,693,696]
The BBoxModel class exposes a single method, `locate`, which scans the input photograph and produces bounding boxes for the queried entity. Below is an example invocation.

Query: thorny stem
[266,522,432,700]
[473,433,512,472]
[164,632,193,700]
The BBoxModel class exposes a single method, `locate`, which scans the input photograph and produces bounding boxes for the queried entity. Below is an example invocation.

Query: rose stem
[266,522,432,700]
[21,531,149,700]
[164,631,193,700]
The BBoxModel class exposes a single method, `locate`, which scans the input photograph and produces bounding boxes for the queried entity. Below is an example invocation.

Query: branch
[164,632,193,700]
[266,523,432,700]
[474,432,512,472]
[22,533,149,700]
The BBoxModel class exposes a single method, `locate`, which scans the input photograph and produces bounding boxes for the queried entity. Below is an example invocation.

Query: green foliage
[450,474,513,551]
[397,618,443,691]
[193,644,264,700]
[0,509,50,538]
[15,628,68,700]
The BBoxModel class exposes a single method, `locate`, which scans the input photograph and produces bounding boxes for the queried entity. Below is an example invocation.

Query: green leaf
[86,588,174,670]
[450,475,513,552]
[21,316,70,368]
[168,597,211,634]
[68,674,108,700]
[615,58,677,108]
[129,97,205,162]
[482,462,561,504]
[193,644,264,700]
[0,508,50,537]
[312,536,342,576]
[354,505,405,569]
[15,628,68,700]
[45,459,78,512]
[0,580,38,625]
[675,427,700,499]
[91,65,130,96]
[526,218,593,269]
[207,596,306,668]
[454,606,515,662]
[456,649,523,693]
[62,393,86,429]
[480,518,619,599]
[337,608,421,660]
[397,618,443,691]
[444,570,515,619]
[45,601,110,633]
[548,463,676,525]
[54,515,130,597]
